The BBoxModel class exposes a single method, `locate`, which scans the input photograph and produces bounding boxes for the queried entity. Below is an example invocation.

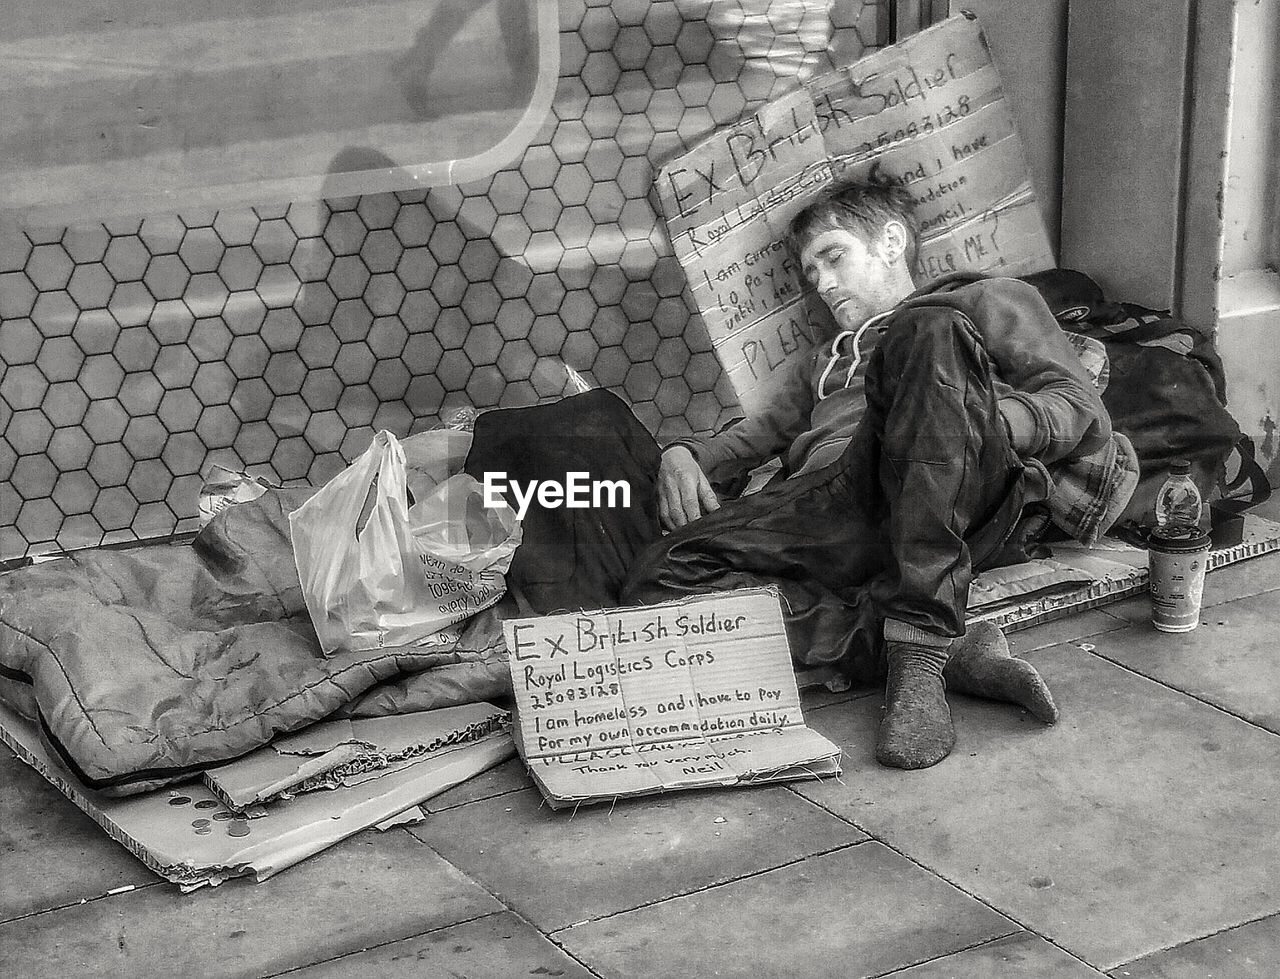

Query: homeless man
[619,177,1138,770]
[465,176,1137,770]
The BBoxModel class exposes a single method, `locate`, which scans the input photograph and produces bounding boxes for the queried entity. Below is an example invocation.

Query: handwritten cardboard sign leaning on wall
[502,588,841,809]
[657,12,1055,417]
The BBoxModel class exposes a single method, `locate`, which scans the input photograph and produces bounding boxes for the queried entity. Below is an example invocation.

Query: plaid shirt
[1039,430,1139,546]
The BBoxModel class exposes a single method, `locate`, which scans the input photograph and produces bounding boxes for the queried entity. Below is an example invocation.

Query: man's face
[799,226,901,330]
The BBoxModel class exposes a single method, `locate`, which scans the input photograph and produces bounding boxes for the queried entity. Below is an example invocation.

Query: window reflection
[4,0,550,222]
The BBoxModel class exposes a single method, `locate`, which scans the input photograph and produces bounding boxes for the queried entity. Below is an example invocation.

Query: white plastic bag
[290,430,521,654]
[401,426,473,506]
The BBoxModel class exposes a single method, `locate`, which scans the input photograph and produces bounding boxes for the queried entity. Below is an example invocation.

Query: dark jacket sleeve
[970,278,1112,464]
[667,351,815,483]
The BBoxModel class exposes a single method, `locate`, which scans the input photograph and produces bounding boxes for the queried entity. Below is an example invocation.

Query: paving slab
[422,755,534,812]
[0,744,156,922]
[1005,608,1131,656]
[282,910,596,979]
[795,644,1280,970]
[412,783,865,932]
[0,829,500,978]
[801,682,878,710]
[1196,548,1280,608]
[883,932,1106,977]
[1092,589,1280,733]
[1105,551,1280,625]
[1108,911,1280,978]
[558,840,1015,979]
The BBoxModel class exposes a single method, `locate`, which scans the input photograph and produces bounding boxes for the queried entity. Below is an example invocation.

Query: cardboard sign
[659,89,834,416]
[502,588,841,809]
[657,13,1054,415]
[812,12,1055,281]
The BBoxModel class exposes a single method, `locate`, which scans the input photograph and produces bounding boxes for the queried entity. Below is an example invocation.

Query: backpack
[1020,269,1271,536]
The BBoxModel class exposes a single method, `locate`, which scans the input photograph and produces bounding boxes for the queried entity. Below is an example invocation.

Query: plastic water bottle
[1150,460,1210,633]
[1154,459,1203,532]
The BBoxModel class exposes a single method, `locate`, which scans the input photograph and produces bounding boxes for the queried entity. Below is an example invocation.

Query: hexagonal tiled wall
[0,0,885,560]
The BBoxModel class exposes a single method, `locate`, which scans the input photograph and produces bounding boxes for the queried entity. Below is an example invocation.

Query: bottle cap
[1169,459,1191,475]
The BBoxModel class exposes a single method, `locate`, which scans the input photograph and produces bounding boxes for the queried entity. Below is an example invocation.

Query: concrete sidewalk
[3,544,1279,977]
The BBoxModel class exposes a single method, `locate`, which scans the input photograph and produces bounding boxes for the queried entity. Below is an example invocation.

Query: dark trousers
[621,315,1045,681]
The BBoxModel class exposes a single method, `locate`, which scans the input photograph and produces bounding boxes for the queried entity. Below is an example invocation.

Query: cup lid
[1149,526,1211,551]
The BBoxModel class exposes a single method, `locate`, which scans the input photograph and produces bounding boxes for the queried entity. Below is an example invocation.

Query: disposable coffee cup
[1148,527,1211,633]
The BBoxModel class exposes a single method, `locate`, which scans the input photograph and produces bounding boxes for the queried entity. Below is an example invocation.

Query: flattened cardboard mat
[970,514,1280,633]
[792,515,1280,689]
[658,12,1054,416]
[0,701,514,891]
[204,706,511,811]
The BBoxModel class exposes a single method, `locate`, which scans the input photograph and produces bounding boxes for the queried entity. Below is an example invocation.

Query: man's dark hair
[786,169,921,269]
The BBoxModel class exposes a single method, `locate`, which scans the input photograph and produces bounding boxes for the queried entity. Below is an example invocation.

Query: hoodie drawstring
[815,310,893,401]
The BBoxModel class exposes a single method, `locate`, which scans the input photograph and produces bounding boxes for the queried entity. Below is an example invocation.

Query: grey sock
[876,642,955,770]
[944,622,1058,724]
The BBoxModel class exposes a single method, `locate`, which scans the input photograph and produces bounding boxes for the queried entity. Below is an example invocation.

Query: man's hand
[657,445,720,531]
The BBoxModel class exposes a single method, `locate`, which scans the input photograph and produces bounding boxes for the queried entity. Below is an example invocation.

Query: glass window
[2,0,557,224]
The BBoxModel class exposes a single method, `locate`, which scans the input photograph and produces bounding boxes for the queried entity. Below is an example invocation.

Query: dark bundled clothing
[463,389,662,614]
